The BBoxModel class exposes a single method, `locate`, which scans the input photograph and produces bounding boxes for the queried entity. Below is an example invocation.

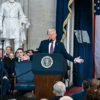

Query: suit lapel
[47,40,49,53]
[54,41,59,53]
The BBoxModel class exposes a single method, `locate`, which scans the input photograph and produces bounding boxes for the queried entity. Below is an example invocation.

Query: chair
[14,61,35,91]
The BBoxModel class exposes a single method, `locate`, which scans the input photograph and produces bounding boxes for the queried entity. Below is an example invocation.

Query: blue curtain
[56,0,69,41]
[73,0,92,86]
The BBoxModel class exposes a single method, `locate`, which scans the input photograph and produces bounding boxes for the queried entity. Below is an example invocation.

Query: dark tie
[50,42,54,54]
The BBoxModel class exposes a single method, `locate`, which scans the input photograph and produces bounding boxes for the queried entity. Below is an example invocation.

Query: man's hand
[74,56,84,64]
[3,76,8,79]
[0,27,3,32]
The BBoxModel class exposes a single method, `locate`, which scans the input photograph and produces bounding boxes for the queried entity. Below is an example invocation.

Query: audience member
[25,50,30,56]
[82,78,100,100]
[3,47,14,76]
[13,48,29,62]
[22,92,36,100]
[5,46,12,57]
[86,88,100,100]
[82,80,91,91]
[14,51,18,58]
[0,48,4,60]
[28,49,34,55]
[59,96,73,100]
[49,81,66,100]
[9,53,14,60]
[0,61,9,95]
[16,48,25,61]
[0,48,14,77]
[90,78,100,89]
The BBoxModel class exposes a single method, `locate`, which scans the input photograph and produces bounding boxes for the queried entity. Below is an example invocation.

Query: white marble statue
[0,0,30,51]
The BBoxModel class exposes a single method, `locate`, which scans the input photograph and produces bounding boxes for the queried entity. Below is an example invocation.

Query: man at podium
[38,28,84,64]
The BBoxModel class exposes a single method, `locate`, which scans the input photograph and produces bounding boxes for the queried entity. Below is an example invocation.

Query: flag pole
[92,0,95,78]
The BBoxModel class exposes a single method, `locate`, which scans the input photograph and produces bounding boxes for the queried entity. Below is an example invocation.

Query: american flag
[94,0,100,78]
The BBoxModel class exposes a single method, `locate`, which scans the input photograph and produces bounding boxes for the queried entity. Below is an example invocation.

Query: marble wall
[28,0,57,50]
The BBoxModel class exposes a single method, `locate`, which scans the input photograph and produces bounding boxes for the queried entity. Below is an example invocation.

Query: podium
[32,53,67,100]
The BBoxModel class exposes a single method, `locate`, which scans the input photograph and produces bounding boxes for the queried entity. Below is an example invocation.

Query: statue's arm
[18,3,30,29]
[18,3,26,19]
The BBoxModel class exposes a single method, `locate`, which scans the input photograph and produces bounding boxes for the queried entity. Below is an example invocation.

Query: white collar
[51,40,56,44]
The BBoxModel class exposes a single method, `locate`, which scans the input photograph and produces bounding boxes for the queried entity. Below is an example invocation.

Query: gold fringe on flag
[61,0,74,42]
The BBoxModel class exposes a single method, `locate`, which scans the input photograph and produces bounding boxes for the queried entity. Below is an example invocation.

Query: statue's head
[8,0,15,3]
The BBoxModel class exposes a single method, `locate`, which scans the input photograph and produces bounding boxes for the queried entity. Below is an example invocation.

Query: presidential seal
[41,56,53,68]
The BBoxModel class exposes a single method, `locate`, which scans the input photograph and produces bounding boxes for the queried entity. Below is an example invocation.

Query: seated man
[3,46,14,77]
[0,61,9,95]
[49,81,66,100]
[13,48,30,62]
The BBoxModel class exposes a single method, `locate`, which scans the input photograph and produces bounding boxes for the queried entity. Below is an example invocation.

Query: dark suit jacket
[12,57,19,62]
[12,57,29,62]
[11,57,19,75]
[49,96,62,100]
[0,61,8,78]
[38,39,74,62]
[3,56,14,75]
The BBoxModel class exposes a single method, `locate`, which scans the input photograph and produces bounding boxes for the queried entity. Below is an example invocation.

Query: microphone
[49,39,53,43]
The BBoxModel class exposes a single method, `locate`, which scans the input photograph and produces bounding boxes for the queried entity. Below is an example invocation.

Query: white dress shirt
[18,58,23,62]
[49,40,56,53]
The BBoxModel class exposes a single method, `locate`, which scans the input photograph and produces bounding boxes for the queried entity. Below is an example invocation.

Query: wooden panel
[34,75,62,100]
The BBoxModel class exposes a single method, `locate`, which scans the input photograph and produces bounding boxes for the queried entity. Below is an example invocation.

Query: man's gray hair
[53,81,66,96]
[47,28,56,34]
[60,96,73,100]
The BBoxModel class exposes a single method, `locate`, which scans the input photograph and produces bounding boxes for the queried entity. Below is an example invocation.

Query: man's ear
[53,90,55,94]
